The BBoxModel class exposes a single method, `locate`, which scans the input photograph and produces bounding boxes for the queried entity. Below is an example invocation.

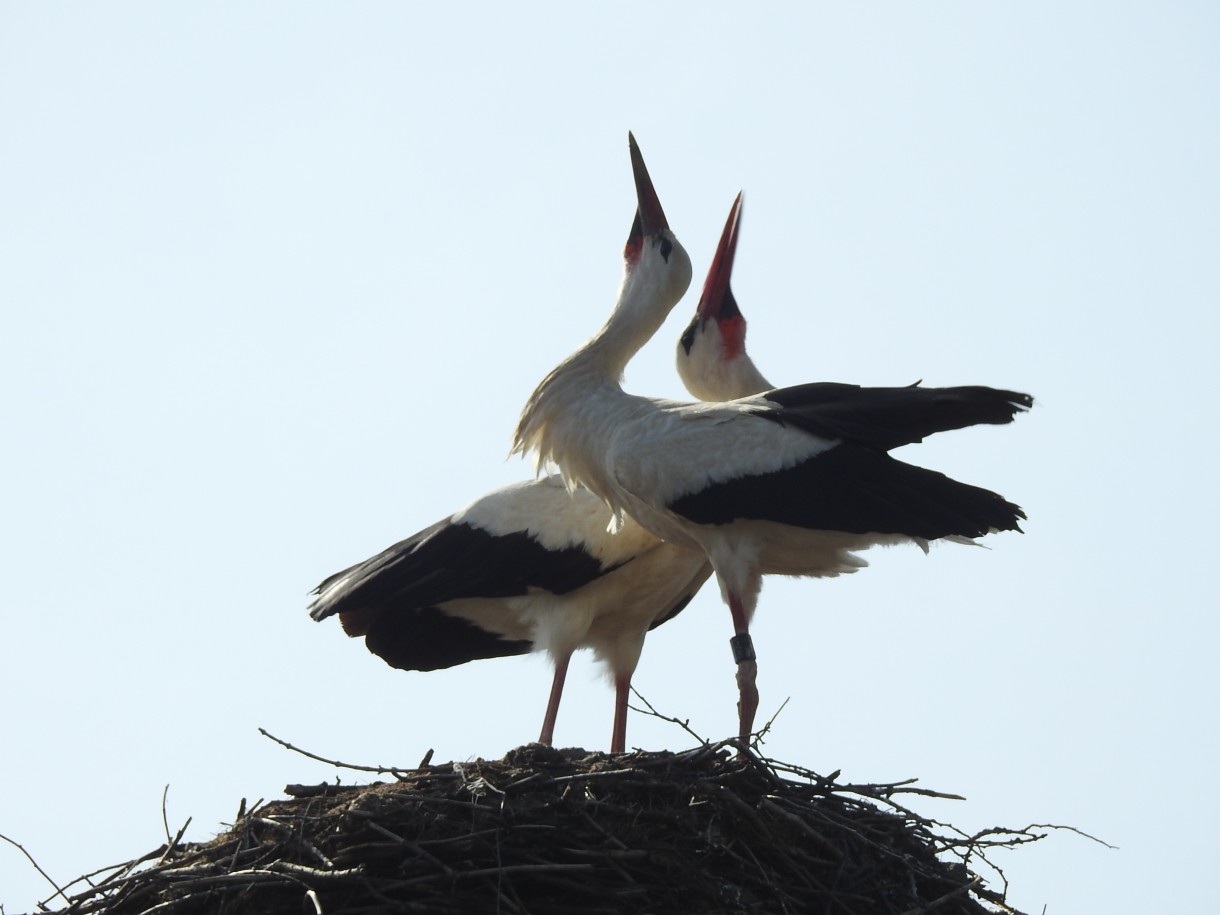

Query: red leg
[538,653,570,746]
[611,674,630,753]
[727,590,759,746]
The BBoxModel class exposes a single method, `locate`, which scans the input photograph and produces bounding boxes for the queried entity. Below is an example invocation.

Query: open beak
[696,192,744,321]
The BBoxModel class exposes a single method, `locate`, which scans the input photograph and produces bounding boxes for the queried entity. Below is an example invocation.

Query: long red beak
[696,192,744,320]
[628,132,669,236]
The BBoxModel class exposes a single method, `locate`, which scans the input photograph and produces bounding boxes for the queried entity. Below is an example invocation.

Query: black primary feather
[756,382,1033,451]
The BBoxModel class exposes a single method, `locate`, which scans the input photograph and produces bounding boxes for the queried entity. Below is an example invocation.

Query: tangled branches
[21,740,1083,915]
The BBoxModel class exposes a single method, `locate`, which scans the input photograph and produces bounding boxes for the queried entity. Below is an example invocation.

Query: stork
[310,180,773,753]
[310,480,706,752]
[514,134,1032,744]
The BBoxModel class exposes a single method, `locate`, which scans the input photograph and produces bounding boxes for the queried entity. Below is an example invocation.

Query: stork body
[311,478,708,750]
[514,137,1031,743]
[311,163,770,752]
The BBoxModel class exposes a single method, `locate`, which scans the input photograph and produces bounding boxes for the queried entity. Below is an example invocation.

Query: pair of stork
[310,135,1031,752]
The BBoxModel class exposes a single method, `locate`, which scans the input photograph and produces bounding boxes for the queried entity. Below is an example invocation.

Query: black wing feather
[756,382,1033,450]
[362,606,533,671]
[670,444,1025,540]
[309,519,617,622]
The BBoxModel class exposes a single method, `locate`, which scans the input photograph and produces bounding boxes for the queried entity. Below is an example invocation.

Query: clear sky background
[3,4,1217,912]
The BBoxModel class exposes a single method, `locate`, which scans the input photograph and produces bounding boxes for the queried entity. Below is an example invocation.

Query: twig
[1026,822,1116,849]
[457,863,595,880]
[258,727,412,777]
[0,832,70,906]
[551,768,639,784]
[266,861,364,880]
[160,785,172,846]
[154,816,193,867]
[749,696,791,751]
[899,876,982,914]
[628,688,709,745]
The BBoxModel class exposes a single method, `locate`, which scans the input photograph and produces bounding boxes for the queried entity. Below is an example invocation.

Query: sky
[2,3,1218,912]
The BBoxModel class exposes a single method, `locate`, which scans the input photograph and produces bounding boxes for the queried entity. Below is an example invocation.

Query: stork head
[618,133,692,320]
[676,194,771,401]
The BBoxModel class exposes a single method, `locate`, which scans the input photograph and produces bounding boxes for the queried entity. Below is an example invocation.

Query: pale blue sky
[3,4,1218,912]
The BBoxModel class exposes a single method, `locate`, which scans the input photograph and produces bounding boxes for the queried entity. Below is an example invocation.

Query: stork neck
[721,354,774,400]
[513,240,692,504]
[563,311,661,387]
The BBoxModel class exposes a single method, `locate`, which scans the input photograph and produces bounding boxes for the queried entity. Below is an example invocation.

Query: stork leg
[728,591,759,746]
[610,674,631,753]
[538,654,571,746]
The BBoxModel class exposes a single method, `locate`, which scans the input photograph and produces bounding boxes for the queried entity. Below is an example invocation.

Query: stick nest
[41,742,1044,915]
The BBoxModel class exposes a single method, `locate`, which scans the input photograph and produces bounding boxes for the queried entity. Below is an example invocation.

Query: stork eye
[679,320,696,354]
[659,238,673,261]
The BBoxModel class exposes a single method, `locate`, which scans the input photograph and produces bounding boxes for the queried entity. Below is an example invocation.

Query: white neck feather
[512,233,693,510]
[677,319,774,402]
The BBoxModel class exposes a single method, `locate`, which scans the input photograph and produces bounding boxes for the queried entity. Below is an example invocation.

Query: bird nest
[31,739,1056,915]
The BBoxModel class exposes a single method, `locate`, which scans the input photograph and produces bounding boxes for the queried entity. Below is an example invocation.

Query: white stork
[309,168,773,753]
[514,134,1032,744]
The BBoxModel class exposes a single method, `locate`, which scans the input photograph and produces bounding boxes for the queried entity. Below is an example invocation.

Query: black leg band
[730,634,756,664]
